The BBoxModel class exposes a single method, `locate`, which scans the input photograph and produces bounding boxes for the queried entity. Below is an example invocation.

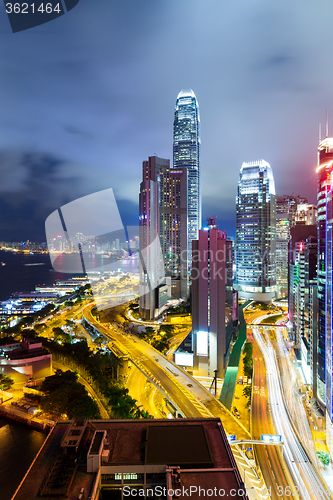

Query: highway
[252,324,331,500]
[84,305,211,419]
[274,327,318,465]
[249,329,292,499]
[83,305,254,435]
[83,304,270,499]
[126,363,167,418]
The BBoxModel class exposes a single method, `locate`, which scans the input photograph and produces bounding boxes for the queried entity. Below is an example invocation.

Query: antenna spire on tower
[326,110,329,138]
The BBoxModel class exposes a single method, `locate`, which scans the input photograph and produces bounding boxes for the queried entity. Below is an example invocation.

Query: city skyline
[0,1,332,240]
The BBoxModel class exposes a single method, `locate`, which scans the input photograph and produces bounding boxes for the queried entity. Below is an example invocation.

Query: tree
[40,369,100,419]
[242,385,252,398]
[143,327,155,341]
[21,328,38,339]
[94,336,105,345]
[160,325,175,336]
[52,327,71,343]
[317,451,331,466]
[243,342,253,378]
[21,316,34,327]
[34,323,46,333]
[0,374,14,391]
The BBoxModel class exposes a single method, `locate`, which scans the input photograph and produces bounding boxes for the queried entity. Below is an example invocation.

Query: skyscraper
[139,175,166,320]
[173,89,201,267]
[140,156,188,307]
[288,229,317,379]
[317,137,333,407]
[275,195,315,299]
[192,218,233,376]
[236,160,276,302]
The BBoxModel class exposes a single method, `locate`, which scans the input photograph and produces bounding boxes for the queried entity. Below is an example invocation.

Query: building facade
[317,138,333,407]
[192,219,233,376]
[139,157,188,317]
[236,160,276,302]
[139,176,166,320]
[324,159,333,454]
[288,232,317,383]
[295,204,318,225]
[173,89,201,267]
[0,338,52,385]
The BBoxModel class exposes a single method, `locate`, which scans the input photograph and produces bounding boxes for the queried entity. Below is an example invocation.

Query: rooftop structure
[12,419,248,500]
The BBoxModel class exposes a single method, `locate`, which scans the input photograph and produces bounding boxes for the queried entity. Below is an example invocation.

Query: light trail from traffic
[250,330,292,500]
[253,325,331,500]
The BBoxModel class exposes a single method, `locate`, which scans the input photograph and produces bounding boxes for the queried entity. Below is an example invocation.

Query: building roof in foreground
[12,418,248,500]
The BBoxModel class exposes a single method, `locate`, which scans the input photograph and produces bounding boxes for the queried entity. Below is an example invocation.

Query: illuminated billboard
[196,331,208,356]
[174,352,194,367]
[261,434,282,443]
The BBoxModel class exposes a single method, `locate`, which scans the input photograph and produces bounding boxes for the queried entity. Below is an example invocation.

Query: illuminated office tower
[141,156,188,302]
[288,230,317,382]
[326,178,333,454]
[192,218,233,376]
[276,210,292,299]
[316,137,333,454]
[236,160,276,302]
[276,195,308,224]
[275,195,307,299]
[317,138,333,407]
[275,196,314,299]
[173,89,201,267]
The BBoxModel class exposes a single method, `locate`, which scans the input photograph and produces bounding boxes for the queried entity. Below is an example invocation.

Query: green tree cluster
[242,384,252,408]
[0,374,14,391]
[151,326,174,354]
[317,451,331,466]
[52,327,71,344]
[105,385,152,419]
[43,339,152,419]
[40,369,100,419]
[243,342,253,378]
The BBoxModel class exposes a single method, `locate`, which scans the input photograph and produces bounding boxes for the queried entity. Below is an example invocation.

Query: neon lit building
[236,160,276,302]
[288,232,317,383]
[173,89,201,268]
[316,138,333,406]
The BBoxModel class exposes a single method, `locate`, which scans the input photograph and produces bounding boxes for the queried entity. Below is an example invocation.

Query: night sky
[0,0,332,241]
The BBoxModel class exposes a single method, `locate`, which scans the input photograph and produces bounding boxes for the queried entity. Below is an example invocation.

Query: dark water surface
[0,249,68,302]
[0,417,46,500]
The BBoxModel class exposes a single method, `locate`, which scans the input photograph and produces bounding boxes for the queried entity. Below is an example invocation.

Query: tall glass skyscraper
[236,160,276,302]
[173,89,201,266]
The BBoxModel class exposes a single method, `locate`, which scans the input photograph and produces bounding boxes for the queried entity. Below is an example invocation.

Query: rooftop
[12,418,248,500]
